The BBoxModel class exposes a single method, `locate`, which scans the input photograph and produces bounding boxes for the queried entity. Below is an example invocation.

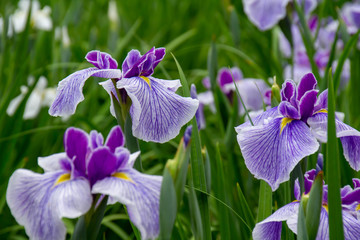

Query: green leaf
[326,69,344,240]
[124,115,142,171]
[236,183,255,230]
[305,171,323,240]
[214,143,231,240]
[159,168,177,240]
[348,49,360,129]
[171,53,190,97]
[172,53,211,239]
[187,184,204,240]
[229,6,240,47]
[257,180,273,222]
[297,197,309,240]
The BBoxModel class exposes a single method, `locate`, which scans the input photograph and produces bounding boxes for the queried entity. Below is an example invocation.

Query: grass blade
[326,70,344,240]
[159,168,177,239]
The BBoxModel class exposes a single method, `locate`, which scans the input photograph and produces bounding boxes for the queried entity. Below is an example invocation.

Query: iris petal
[49,68,121,116]
[117,76,199,143]
[252,202,299,240]
[243,0,291,31]
[308,112,360,170]
[92,168,162,240]
[6,169,92,240]
[237,117,319,190]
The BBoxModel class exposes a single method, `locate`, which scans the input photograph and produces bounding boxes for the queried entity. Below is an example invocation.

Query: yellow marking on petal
[112,172,135,183]
[280,117,293,135]
[140,76,151,88]
[323,204,328,212]
[54,173,71,186]
[356,204,360,211]
[315,109,328,114]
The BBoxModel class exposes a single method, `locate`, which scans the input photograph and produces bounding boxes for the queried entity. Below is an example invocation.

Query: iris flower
[236,73,360,191]
[6,126,162,240]
[49,48,198,143]
[253,169,360,239]
[243,0,317,31]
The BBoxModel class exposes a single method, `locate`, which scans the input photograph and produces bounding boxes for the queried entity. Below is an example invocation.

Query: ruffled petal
[281,80,297,102]
[279,101,301,119]
[105,126,125,152]
[308,112,360,170]
[99,79,118,117]
[38,152,69,172]
[313,89,328,114]
[343,210,360,240]
[252,202,299,240]
[64,127,90,176]
[117,77,199,143]
[85,50,118,69]
[243,0,291,31]
[297,73,317,101]
[315,207,329,240]
[92,169,162,240]
[87,147,118,185]
[235,106,280,131]
[6,169,92,240]
[49,68,121,116]
[299,89,318,120]
[237,117,319,190]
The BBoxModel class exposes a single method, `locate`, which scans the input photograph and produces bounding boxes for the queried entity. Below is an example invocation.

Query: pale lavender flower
[236,73,360,191]
[243,0,317,31]
[7,126,162,240]
[115,47,199,143]
[218,67,269,114]
[253,169,360,240]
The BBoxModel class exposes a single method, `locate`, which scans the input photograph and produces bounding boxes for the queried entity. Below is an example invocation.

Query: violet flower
[114,47,199,143]
[252,169,360,240]
[6,126,162,240]
[243,0,317,31]
[236,73,360,191]
[49,51,121,116]
[49,48,199,143]
[218,67,269,114]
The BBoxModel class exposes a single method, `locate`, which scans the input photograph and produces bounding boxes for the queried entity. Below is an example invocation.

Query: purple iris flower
[342,2,360,34]
[49,51,121,116]
[252,169,360,240]
[112,47,199,143]
[243,0,317,31]
[6,126,162,240]
[198,67,269,117]
[49,48,199,143]
[236,73,360,191]
[218,67,269,114]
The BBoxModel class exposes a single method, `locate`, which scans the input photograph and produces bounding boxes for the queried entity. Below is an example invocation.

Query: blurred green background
[0,0,358,239]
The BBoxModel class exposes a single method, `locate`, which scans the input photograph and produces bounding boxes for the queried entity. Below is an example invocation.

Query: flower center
[280,117,293,134]
[140,76,151,88]
[54,173,71,186]
[112,172,134,183]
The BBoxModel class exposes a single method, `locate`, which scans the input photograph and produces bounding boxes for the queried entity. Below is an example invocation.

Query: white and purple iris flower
[243,0,317,31]
[253,169,360,240]
[114,47,199,143]
[197,67,269,119]
[49,48,199,143]
[6,126,162,240]
[236,73,360,191]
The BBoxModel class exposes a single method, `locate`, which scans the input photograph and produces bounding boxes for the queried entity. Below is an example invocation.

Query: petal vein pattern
[237,117,319,190]
[117,76,199,143]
